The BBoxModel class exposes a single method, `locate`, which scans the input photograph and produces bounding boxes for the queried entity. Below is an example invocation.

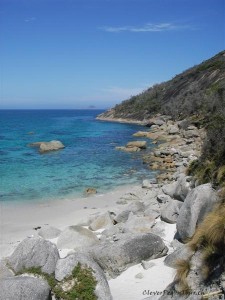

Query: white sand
[109,257,176,300]
[0,185,176,300]
[0,185,130,258]
[109,223,177,300]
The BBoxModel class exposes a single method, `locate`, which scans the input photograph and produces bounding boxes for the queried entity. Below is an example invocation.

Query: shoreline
[96,115,147,125]
[0,184,138,259]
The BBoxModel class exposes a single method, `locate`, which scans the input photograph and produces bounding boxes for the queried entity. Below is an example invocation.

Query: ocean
[0,109,156,203]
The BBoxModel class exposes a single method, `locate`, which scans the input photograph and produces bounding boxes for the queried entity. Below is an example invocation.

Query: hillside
[98,50,225,122]
[98,50,225,187]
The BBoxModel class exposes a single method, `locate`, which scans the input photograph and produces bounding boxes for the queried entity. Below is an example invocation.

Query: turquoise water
[0,109,156,202]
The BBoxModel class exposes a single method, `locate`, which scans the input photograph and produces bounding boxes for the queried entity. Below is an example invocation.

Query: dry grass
[175,260,191,293]
[175,200,225,292]
[189,203,225,251]
[217,166,225,186]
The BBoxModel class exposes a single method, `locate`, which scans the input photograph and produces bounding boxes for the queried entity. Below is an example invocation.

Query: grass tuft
[175,198,225,292]
[175,260,191,293]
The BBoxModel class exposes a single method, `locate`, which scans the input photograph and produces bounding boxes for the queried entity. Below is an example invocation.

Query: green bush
[17,263,97,300]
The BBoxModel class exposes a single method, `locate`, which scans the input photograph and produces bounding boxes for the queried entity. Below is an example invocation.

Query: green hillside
[99,51,225,187]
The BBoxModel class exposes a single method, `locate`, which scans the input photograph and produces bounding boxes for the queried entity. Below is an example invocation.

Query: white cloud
[100,22,193,33]
[24,17,36,23]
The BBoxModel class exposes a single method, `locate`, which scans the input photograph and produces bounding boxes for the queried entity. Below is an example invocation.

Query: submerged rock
[85,187,97,195]
[30,140,65,153]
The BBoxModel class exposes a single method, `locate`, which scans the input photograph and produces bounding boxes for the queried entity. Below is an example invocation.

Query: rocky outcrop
[30,140,65,153]
[139,119,204,184]
[0,276,51,300]
[7,237,59,274]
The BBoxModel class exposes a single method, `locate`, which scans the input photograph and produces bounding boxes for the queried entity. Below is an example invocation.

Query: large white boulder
[176,184,219,241]
[57,225,100,250]
[7,237,59,274]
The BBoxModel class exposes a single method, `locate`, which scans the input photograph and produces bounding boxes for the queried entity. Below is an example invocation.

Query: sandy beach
[0,182,178,300]
[0,185,134,259]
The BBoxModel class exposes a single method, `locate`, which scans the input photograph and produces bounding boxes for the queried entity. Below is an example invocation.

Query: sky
[0,0,224,109]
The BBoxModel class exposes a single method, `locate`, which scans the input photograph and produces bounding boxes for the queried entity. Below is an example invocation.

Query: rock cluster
[1,234,112,300]
[139,116,205,182]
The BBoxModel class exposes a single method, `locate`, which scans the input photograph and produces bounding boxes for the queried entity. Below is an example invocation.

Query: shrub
[17,263,97,300]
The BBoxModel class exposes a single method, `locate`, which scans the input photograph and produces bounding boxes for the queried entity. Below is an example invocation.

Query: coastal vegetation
[17,264,97,300]
[107,51,225,122]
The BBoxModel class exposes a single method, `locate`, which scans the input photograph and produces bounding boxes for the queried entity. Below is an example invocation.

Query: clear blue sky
[0,0,224,109]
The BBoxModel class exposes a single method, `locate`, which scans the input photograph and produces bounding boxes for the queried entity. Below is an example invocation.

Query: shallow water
[0,109,156,202]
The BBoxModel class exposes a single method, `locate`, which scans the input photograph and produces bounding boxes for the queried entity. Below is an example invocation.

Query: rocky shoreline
[0,115,222,300]
[115,114,205,182]
[96,110,147,125]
